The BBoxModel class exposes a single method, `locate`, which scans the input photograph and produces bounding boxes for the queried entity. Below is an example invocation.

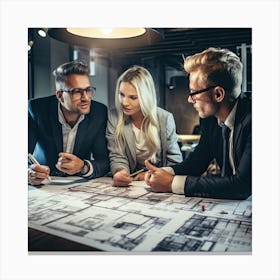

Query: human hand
[113,169,132,186]
[144,160,173,192]
[56,152,84,175]
[28,164,50,185]
[133,172,146,181]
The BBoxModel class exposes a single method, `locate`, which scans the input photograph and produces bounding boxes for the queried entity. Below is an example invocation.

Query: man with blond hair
[145,47,251,200]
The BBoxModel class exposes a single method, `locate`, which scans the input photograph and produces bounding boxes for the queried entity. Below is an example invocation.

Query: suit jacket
[106,107,183,174]
[172,95,252,200]
[28,95,110,178]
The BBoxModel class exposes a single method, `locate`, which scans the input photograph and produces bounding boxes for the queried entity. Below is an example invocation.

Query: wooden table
[28,228,99,251]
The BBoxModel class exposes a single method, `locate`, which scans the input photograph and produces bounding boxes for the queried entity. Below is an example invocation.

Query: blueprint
[28,177,252,252]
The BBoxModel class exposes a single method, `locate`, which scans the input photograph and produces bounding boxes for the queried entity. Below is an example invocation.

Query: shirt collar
[218,100,238,130]
[58,103,85,127]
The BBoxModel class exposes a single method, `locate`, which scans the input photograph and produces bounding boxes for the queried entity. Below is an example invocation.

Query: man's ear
[214,86,225,102]
[56,90,63,102]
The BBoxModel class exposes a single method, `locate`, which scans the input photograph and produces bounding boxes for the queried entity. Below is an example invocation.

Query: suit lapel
[73,117,88,155]
[233,97,249,156]
[124,122,136,165]
[50,100,63,153]
[157,111,165,166]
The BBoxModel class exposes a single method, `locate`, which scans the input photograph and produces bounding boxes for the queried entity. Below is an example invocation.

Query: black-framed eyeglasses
[61,86,96,99]
[188,85,217,101]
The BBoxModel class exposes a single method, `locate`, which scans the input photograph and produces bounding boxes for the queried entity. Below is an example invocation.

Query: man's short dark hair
[53,61,89,89]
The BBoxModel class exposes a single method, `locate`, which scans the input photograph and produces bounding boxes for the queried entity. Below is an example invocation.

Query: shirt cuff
[171,175,187,195]
[82,160,94,178]
[161,167,186,195]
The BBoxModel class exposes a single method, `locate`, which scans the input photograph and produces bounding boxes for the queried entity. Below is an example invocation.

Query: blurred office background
[28,28,251,135]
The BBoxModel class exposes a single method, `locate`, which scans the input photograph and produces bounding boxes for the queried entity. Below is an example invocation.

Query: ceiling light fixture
[37,28,48,38]
[28,40,34,51]
[48,28,163,49]
[67,28,146,39]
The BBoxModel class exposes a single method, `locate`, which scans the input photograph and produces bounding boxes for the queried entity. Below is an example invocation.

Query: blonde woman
[106,65,182,186]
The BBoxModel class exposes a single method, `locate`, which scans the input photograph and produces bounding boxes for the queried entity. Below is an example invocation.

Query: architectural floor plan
[28,177,252,252]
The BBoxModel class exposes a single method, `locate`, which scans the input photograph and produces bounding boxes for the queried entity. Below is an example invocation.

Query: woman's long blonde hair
[114,65,160,163]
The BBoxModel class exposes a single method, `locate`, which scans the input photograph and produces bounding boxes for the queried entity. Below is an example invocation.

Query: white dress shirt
[58,104,93,177]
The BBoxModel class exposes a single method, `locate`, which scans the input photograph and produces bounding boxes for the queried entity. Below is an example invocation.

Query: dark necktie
[221,124,232,177]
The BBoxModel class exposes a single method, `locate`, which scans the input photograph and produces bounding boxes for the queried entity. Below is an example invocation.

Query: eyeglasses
[61,86,96,99]
[188,85,217,102]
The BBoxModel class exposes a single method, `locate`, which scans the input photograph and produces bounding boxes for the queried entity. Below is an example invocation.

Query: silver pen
[28,153,52,182]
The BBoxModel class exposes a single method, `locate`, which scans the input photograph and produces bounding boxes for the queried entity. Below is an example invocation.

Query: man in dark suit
[145,47,251,199]
[28,61,109,185]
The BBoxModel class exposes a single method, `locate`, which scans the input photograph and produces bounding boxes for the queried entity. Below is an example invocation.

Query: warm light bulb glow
[38,29,47,37]
[28,40,34,51]
[67,28,146,39]
[100,28,113,35]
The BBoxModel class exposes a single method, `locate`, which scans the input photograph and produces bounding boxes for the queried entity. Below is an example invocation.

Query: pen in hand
[28,153,52,182]
[129,167,148,177]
